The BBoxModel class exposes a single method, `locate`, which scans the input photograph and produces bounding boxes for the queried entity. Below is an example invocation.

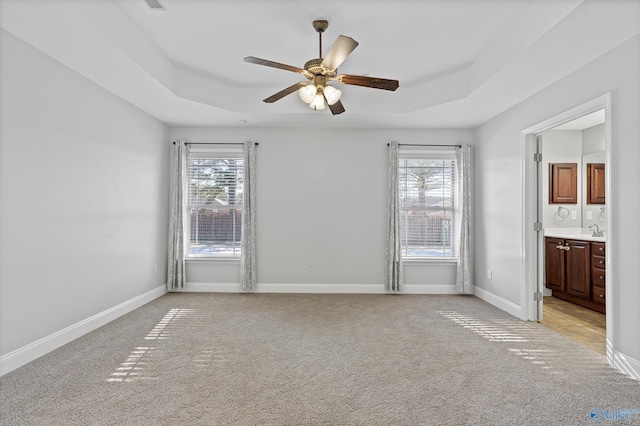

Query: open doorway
[537,109,606,354]
[521,94,613,362]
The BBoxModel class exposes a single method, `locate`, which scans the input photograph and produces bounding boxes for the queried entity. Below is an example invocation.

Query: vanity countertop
[544,227,605,243]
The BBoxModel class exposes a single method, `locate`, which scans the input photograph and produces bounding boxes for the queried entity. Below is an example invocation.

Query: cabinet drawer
[592,286,606,304]
[592,242,606,257]
[592,267,606,287]
[592,255,606,269]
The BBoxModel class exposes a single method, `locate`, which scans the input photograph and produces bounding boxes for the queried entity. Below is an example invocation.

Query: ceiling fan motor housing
[304,59,337,79]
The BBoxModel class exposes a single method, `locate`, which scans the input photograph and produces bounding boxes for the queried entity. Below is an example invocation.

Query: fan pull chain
[319,31,322,58]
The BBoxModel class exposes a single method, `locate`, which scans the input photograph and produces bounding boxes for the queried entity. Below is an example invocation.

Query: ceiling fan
[243,19,399,115]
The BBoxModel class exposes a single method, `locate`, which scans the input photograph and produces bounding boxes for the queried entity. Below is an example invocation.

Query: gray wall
[169,127,471,292]
[474,35,640,363]
[583,123,605,155]
[0,30,169,356]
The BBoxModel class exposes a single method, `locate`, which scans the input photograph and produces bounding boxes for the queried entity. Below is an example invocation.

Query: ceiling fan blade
[327,99,345,115]
[244,56,307,74]
[338,74,399,91]
[263,82,307,103]
[321,35,359,70]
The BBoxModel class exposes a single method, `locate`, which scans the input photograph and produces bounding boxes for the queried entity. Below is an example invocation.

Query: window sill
[402,258,457,265]
[186,257,240,264]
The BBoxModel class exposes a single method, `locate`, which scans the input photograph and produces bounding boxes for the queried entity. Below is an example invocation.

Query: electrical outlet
[487,269,492,280]
[586,211,593,220]
[309,263,316,272]
[153,265,158,275]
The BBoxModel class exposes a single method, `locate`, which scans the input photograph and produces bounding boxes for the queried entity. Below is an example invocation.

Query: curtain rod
[387,143,461,147]
[173,141,258,146]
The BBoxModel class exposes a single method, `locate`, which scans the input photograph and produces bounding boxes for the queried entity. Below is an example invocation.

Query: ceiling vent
[144,0,165,10]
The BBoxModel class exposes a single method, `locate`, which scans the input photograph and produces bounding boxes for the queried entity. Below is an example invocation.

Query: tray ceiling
[1,0,638,128]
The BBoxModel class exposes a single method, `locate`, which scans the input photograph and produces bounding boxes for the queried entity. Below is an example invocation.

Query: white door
[535,134,544,321]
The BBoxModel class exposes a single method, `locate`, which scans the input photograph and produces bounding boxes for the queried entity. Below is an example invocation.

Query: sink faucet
[589,224,604,237]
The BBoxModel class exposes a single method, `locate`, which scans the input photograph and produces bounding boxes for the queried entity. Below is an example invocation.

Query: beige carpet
[1,293,639,425]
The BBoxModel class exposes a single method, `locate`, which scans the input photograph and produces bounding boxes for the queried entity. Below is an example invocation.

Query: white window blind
[187,147,244,257]
[398,150,456,258]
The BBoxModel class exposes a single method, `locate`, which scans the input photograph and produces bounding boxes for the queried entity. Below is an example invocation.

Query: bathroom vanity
[544,229,606,314]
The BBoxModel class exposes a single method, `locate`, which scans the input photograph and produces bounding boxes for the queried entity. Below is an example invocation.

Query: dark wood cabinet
[591,242,606,307]
[545,238,566,291]
[564,240,591,298]
[549,163,578,204]
[587,163,605,204]
[545,237,605,313]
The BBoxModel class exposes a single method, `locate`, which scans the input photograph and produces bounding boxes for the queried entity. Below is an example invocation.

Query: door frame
[520,93,613,361]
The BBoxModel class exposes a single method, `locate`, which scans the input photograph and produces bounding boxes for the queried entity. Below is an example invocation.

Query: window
[398,152,456,259]
[187,148,244,257]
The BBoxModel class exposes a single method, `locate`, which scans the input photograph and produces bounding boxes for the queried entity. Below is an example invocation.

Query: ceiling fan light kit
[298,84,316,104]
[244,19,399,115]
[322,85,342,106]
[309,91,326,111]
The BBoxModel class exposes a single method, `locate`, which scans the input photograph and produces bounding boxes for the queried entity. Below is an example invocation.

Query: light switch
[586,211,593,220]
[571,211,577,220]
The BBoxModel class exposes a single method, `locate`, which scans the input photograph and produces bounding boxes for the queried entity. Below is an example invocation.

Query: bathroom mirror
[541,110,606,230]
[582,152,606,228]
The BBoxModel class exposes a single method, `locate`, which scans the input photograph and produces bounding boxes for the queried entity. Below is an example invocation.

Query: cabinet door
[587,163,605,204]
[545,238,565,291]
[549,163,578,204]
[565,240,591,298]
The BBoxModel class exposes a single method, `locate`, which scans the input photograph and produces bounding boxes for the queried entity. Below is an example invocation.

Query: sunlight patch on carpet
[438,311,540,342]
[508,348,557,371]
[107,307,223,382]
[438,311,575,374]
[145,308,199,340]
[106,347,157,382]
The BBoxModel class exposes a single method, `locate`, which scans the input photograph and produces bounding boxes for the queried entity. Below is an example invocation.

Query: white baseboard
[175,282,457,294]
[0,285,167,377]
[473,286,523,319]
[611,350,640,381]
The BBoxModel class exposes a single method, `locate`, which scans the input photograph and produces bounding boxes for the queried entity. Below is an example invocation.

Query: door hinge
[534,292,543,302]
[534,222,543,232]
[534,152,542,162]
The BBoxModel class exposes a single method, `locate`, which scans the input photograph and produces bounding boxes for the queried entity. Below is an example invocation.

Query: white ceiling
[1,0,639,128]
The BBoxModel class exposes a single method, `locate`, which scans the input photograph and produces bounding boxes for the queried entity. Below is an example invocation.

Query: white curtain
[240,141,257,291]
[455,144,473,294]
[386,141,403,292]
[167,140,188,290]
